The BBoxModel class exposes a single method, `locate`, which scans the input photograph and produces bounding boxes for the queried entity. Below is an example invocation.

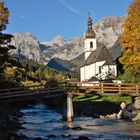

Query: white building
[80,16,117,82]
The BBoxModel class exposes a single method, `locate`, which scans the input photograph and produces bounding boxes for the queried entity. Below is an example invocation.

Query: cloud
[12,13,28,21]
[18,15,28,20]
[57,0,84,16]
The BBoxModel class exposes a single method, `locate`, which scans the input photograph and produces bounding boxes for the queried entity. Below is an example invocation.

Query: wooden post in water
[67,93,74,122]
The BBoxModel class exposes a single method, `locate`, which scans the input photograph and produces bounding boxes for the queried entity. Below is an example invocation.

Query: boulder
[123,110,133,119]
[120,102,126,109]
[132,112,140,122]
[106,113,117,119]
[133,97,140,110]
[117,110,123,119]
[132,110,139,116]
[126,103,134,111]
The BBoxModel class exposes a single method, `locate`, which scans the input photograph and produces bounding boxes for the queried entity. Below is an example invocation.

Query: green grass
[73,95,132,104]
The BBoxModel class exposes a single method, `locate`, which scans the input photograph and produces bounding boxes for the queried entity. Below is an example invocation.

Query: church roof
[102,60,115,66]
[82,45,115,66]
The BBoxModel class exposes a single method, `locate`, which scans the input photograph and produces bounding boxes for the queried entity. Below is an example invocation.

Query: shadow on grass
[74,99,121,117]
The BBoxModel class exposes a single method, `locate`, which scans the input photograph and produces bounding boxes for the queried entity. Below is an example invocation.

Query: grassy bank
[73,95,132,117]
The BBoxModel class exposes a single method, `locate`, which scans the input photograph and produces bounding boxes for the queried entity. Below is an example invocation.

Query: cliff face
[10,32,41,63]
[93,16,125,48]
[41,35,83,61]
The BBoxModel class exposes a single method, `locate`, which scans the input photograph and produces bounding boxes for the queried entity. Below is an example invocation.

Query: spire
[85,14,96,38]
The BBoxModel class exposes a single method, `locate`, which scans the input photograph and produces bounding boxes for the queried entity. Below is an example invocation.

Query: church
[80,16,117,82]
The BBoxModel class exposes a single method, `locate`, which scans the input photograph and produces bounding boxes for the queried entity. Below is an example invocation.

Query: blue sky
[3,0,132,42]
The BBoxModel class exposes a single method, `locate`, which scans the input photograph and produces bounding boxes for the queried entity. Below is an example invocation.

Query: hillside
[47,58,76,72]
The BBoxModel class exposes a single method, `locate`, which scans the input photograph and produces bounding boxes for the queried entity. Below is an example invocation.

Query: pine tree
[0,2,18,88]
[0,2,15,74]
[119,0,140,82]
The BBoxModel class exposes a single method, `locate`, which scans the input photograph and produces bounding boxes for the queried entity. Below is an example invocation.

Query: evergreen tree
[119,0,140,82]
[0,2,18,88]
[0,2,15,74]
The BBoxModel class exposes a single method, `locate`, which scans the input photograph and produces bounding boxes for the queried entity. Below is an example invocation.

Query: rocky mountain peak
[42,35,65,47]
[52,35,64,43]
[93,16,125,48]
[9,16,125,66]
[10,32,41,62]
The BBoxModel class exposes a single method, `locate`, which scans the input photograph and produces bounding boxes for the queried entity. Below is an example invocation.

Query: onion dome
[85,15,96,38]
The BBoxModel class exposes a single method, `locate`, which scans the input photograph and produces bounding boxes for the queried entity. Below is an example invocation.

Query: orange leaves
[0,1,9,31]
[119,0,140,68]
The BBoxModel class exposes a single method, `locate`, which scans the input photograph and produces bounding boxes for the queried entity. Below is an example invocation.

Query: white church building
[80,16,117,82]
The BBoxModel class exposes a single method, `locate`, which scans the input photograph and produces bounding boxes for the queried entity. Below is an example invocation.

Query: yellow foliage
[55,74,64,82]
[119,0,140,70]
[21,81,40,86]
[4,66,18,75]
[0,2,9,27]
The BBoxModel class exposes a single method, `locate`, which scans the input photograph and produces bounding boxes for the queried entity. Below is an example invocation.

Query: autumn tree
[0,2,18,88]
[0,2,16,73]
[119,0,140,82]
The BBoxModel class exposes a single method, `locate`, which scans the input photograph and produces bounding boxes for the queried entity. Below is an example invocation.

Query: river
[18,103,140,140]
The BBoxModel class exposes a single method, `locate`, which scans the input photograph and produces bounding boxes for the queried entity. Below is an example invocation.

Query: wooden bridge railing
[0,84,67,102]
[67,82,140,95]
[0,82,139,102]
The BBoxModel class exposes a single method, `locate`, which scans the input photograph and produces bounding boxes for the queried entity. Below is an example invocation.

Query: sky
[3,0,133,42]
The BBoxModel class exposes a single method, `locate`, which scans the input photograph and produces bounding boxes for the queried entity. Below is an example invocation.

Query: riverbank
[0,100,39,140]
[73,95,132,118]
[18,102,140,140]
[0,94,137,139]
[0,103,22,139]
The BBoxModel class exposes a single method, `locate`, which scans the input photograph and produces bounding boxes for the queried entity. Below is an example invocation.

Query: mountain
[10,32,41,62]
[41,35,83,61]
[109,38,122,60]
[47,58,76,72]
[9,16,125,70]
[94,16,125,49]
[41,16,124,62]
[70,53,84,67]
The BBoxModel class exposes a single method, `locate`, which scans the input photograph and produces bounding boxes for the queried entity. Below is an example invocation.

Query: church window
[90,41,93,48]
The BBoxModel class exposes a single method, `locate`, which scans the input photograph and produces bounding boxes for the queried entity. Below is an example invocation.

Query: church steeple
[85,14,96,38]
[84,14,97,60]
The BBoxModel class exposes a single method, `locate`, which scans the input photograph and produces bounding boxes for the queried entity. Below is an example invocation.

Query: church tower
[84,15,96,60]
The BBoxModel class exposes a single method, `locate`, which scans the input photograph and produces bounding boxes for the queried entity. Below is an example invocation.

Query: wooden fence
[68,82,140,95]
[0,82,139,102]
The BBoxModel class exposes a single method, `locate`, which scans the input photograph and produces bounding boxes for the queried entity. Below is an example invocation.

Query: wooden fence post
[136,84,139,94]
[101,83,104,94]
[119,84,121,94]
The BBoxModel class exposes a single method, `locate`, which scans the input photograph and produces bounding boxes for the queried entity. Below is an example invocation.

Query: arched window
[90,41,93,49]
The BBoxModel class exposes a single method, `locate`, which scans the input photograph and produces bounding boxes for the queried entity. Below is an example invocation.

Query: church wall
[80,63,96,81]
[80,67,85,81]
[85,63,96,80]
[95,61,105,74]
[101,65,117,78]
[80,62,117,82]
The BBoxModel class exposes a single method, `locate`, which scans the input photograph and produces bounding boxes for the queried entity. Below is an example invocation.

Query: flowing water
[18,103,140,140]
